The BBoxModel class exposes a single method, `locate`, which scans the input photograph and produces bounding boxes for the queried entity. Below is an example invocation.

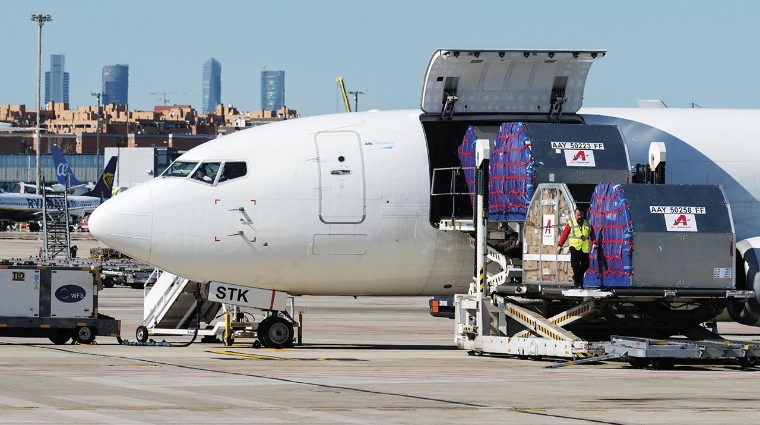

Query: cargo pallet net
[586,182,634,287]
[457,122,536,222]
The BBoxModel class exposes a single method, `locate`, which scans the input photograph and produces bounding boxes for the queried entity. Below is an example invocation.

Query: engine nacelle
[727,237,760,326]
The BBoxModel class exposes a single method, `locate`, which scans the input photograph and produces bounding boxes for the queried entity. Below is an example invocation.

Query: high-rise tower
[202,58,222,113]
[44,54,69,105]
[261,70,285,111]
[102,64,129,105]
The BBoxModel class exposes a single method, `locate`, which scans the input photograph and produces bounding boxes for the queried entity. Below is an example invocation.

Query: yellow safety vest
[568,218,591,253]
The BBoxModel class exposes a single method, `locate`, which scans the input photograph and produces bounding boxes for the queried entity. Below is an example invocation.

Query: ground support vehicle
[88,248,156,289]
[0,259,120,344]
[543,335,760,369]
[99,259,155,289]
[435,116,756,365]
[135,269,301,348]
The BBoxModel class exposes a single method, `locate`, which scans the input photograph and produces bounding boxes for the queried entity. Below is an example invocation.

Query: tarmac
[0,233,759,424]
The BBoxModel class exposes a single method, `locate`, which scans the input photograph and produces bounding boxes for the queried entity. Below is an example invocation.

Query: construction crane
[151,92,170,106]
[336,77,351,112]
[150,92,200,106]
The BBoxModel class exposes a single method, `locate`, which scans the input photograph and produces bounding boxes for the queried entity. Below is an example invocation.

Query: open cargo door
[421,49,605,117]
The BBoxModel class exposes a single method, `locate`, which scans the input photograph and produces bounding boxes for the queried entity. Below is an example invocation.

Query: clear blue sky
[1,0,757,116]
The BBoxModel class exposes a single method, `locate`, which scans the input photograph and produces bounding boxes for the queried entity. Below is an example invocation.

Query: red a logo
[544,219,552,234]
[573,151,587,161]
[673,214,688,226]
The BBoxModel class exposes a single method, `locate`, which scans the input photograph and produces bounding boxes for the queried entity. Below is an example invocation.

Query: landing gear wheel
[135,326,149,343]
[49,332,70,345]
[224,335,234,346]
[257,318,272,347]
[74,326,96,344]
[264,317,294,349]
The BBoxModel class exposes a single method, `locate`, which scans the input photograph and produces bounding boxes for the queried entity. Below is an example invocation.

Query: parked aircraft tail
[50,145,83,187]
[84,156,117,201]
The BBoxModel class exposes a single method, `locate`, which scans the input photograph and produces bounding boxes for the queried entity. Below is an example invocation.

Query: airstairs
[135,270,302,347]
[41,188,71,259]
[141,271,221,332]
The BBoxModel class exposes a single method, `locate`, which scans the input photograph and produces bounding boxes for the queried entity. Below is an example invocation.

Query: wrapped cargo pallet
[457,126,478,206]
[586,183,735,289]
[456,122,630,223]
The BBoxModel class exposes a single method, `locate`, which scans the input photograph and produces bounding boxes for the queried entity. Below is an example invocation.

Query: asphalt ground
[0,233,758,424]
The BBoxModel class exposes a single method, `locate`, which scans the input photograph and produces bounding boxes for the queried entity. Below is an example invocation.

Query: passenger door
[315,131,365,223]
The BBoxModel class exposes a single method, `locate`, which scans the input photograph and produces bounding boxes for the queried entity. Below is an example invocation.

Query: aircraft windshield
[192,163,221,184]
[163,161,198,178]
[218,162,248,183]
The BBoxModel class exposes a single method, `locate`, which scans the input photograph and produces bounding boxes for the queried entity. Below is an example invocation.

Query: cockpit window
[192,162,221,184]
[217,162,248,183]
[163,161,198,177]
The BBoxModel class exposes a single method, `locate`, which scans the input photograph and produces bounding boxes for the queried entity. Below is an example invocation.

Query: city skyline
[1,1,759,116]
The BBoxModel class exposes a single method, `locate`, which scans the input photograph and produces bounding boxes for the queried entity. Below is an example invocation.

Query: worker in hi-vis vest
[556,207,597,287]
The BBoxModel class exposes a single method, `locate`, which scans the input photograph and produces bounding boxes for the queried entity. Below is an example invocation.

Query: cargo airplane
[89,49,760,345]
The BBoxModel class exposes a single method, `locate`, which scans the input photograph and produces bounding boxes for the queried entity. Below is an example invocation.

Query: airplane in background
[0,155,117,231]
[88,49,760,346]
[50,145,96,195]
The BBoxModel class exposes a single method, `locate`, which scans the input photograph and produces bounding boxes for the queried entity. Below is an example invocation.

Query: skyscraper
[44,54,69,105]
[202,58,222,113]
[261,70,285,111]
[102,64,129,105]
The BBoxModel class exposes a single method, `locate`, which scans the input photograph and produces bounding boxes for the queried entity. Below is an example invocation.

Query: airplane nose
[89,183,153,263]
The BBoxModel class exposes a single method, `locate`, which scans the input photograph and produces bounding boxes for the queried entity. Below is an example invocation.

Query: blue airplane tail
[84,156,117,201]
[50,145,83,186]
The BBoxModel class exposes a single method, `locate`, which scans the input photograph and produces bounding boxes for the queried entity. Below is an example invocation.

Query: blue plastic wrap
[490,122,535,221]
[457,123,535,222]
[586,182,634,287]
[457,126,478,204]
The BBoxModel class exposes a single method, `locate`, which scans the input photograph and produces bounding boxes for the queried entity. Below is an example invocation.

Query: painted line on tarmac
[211,349,362,362]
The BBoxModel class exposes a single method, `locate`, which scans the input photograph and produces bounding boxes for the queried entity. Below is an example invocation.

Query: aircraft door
[315,131,365,223]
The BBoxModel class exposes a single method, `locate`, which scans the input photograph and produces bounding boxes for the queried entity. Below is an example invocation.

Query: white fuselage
[88,108,760,296]
[0,192,101,222]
